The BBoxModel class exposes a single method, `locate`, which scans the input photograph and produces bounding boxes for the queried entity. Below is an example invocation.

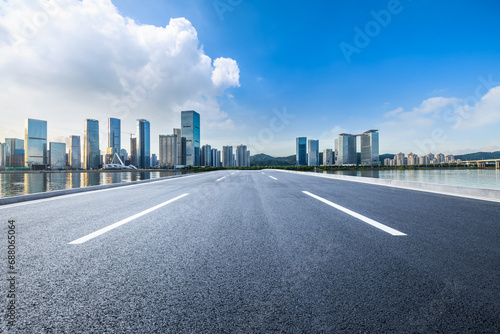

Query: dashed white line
[216,176,226,181]
[269,176,278,180]
[302,191,406,236]
[68,193,189,244]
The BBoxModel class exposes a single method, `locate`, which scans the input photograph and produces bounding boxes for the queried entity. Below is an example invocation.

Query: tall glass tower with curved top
[181,110,200,166]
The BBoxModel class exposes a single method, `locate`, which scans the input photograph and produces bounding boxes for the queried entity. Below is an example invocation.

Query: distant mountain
[455,151,500,161]
[250,154,295,166]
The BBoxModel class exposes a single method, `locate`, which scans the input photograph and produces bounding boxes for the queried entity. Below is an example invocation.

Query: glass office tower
[84,119,100,169]
[5,138,24,167]
[296,137,307,166]
[24,118,47,169]
[69,135,81,169]
[181,110,200,166]
[338,133,357,165]
[136,119,150,169]
[50,142,66,170]
[108,118,121,155]
[307,139,319,166]
[361,130,380,165]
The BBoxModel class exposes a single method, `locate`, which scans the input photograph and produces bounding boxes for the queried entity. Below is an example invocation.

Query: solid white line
[68,193,189,244]
[302,191,406,236]
[216,176,226,181]
[269,176,278,180]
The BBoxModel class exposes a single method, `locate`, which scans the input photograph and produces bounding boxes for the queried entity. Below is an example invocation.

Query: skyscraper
[24,118,47,169]
[307,140,319,166]
[211,148,219,167]
[69,135,81,169]
[84,119,100,169]
[337,134,356,165]
[159,134,177,167]
[130,137,137,166]
[222,146,233,167]
[136,119,150,169]
[173,128,185,165]
[106,118,121,164]
[181,110,200,166]
[296,137,307,166]
[236,145,248,167]
[5,138,24,167]
[361,130,379,165]
[201,144,211,166]
[50,142,66,170]
[323,148,333,166]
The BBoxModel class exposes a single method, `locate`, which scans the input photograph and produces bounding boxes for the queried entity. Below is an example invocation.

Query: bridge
[457,158,500,169]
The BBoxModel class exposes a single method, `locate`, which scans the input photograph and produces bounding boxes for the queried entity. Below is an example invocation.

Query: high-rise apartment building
[25,118,47,169]
[323,148,333,166]
[181,110,200,166]
[296,137,307,166]
[84,119,99,169]
[69,135,81,169]
[136,119,150,169]
[130,137,137,166]
[159,134,177,167]
[337,134,356,165]
[334,138,339,165]
[211,148,219,167]
[222,146,233,167]
[236,145,248,167]
[307,140,319,166]
[360,130,379,166]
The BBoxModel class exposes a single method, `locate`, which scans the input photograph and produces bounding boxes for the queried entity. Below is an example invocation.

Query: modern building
[222,145,233,167]
[201,144,211,167]
[4,138,24,167]
[159,134,177,167]
[337,134,356,165]
[130,137,137,166]
[106,118,121,164]
[407,152,419,165]
[334,138,339,165]
[0,143,6,167]
[151,154,158,168]
[181,110,200,166]
[84,119,100,169]
[136,119,150,169]
[360,130,380,165]
[173,128,185,165]
[323,148,333,166]
[49,142,66,170]
[307,139,319,166]
[25,118,47,169]
[211,148,219,167]
[120,148,128,163]
[69,135,81,169]
[296,137,307,166]
[247,150,250,167]
[236,145,248,167]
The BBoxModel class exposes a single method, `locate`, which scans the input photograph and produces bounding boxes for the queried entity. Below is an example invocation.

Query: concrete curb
[272,169,500,203]
[0,173,194,206]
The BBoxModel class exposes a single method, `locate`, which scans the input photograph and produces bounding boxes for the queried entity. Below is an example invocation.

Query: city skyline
[1,1,500,156]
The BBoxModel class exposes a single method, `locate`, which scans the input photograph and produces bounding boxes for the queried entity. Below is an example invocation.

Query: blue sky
[1,0,500,156]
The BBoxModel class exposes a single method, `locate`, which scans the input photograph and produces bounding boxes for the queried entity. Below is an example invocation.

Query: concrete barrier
[272,169,500,203]
[0,173,195,206]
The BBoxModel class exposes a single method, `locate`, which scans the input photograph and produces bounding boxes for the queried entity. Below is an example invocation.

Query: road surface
[1,170,499,333]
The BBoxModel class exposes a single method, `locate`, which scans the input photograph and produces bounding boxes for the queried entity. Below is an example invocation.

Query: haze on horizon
[1,0,499,157]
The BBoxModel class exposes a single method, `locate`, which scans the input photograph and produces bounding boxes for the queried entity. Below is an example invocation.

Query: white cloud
[384,107,403,117]
[454,86,500,129]
[0,0,240,154]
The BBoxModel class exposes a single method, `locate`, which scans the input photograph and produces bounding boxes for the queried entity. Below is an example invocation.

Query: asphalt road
[0,170,499,333]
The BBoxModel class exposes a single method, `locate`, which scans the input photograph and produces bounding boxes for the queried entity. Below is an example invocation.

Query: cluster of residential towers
[296,130,380,166]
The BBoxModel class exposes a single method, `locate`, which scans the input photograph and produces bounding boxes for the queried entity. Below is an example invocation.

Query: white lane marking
[302,191,406,236]
[261,172,265,175]
[0,173,204,210]
[69,193,189,244]
[269,176,278,180]
[216,176,226,181]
